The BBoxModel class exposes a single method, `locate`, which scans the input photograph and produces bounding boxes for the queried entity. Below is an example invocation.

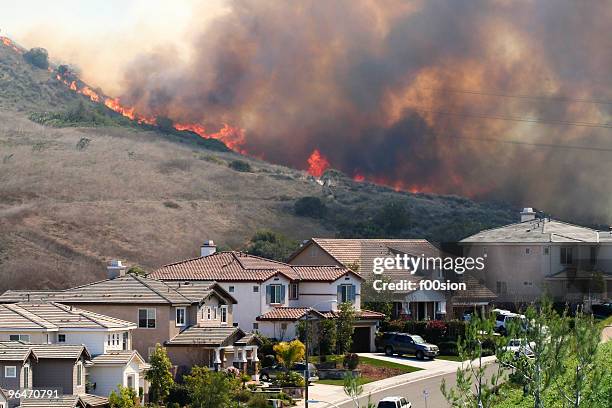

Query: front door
[417,303,426,320]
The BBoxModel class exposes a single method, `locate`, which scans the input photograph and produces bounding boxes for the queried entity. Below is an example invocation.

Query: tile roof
[0,274,221,305]
[460,219,600,243]
[0,342,36,362]
[149,252,358,282]
[450,274,497,304]
[0,302,135,330]
[291,238,444,283]
[19,395,86,408]
[28,344,90,360]
[78,394,109,408]
[90,350,146,366]
[166,326,246,346]
[257,307,385,321]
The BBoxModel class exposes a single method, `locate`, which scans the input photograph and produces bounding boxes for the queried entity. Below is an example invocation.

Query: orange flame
[173,122,247,153]
[0,36,22,54]
[307,149,330,177]
[353,173,365,182]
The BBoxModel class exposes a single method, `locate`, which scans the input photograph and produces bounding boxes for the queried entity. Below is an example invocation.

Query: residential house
[288,238,496,320]
[0,301,146,399]
[27,344,90,396]
[0,269,257,378]
[88,351,147,399]
[460,208,612,306]
[148,243,384,351]
[0,344,35,406]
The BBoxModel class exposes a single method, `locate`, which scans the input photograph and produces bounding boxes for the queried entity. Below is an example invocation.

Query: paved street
[301,355,499,408]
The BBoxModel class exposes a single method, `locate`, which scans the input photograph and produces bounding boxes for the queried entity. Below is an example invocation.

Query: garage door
[350,327,371,352]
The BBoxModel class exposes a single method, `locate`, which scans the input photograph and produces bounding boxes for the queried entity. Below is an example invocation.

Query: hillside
[0,40,516,291]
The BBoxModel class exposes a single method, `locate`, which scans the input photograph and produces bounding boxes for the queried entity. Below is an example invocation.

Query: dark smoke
[119,0,612,223]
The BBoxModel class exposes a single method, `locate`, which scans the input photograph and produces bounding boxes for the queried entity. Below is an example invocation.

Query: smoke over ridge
[117,0,612,222]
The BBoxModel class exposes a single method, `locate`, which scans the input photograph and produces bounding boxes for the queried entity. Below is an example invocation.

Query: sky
[0,0,228,94]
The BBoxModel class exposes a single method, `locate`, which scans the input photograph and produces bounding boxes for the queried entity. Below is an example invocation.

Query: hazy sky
[1,0,228,94]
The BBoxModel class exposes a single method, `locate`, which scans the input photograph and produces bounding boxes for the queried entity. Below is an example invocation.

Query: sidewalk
[298,355,497,407]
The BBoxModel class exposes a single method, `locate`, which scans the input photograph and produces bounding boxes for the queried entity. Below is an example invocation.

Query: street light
[299,300,338,408]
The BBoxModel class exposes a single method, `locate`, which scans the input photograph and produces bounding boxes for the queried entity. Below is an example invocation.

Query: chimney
[107,260,127,279]
[520,207,536,222]
[200,240,216,257]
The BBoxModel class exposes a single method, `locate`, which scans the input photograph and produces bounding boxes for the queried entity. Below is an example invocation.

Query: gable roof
[165,326,247,347]
[256,307,385,321]
[28,344,91,361]
[460,219,600,243]
[0,274,231,305]
[90,350,148,367]
[0,302,135,331]
[19,395,87,408]
[290,238,444,282]
[0,342,36,362]
[149,251,360,282]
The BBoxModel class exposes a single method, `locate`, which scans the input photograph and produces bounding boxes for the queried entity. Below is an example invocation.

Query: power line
[413,108,612,129]
[435,134,612,153]
[417,86,612,106]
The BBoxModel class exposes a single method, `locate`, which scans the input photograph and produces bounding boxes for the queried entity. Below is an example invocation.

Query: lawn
[314,355,422,386]
[436,355,463,362]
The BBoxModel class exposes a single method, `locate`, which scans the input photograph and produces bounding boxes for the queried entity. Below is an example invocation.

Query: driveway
[358,352,462,371]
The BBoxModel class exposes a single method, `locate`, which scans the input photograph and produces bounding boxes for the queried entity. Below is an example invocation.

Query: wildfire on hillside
[0,36,22,54]
[307,149,330,177]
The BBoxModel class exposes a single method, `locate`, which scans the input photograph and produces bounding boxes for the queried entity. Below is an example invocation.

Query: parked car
[376,332,439,360]
[494,309,525,335]
[502,338,535,358]
[377,396,412,408]
[260,362,319,382]
[592,303,612,319]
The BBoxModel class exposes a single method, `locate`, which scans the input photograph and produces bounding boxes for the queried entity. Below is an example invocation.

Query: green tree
[108,385,139,408]
[294,196,327,218]
[127,265,147,276]
[374,201,410,236]
[343,372,364,408]
[245,230,299,262]
[441,314,505,408]
[145,344,174,404]
[184,366,240,408]
[23,47,49,69]
[336,302,356,354]
[273,339,305,368]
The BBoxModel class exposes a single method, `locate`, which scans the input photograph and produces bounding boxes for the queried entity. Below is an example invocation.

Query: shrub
[343,353,360,370]
[446,320,467,340]
[438,341,458,356]
[261,354,276,368]
[234,389,252,403]
[166,383,189,407]
[245,230,299,262]
[424,320,448,341]
[294,196,327,218]
[23,47,49,69]
[274,371,305,387]
[247,393,270,408]
[229,160,252,172]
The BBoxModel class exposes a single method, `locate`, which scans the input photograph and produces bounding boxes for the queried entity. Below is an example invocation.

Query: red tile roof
[257,307,384,321]
[149,252,360,283]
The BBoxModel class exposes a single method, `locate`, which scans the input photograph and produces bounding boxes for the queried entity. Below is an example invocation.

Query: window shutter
[266,285,271,304]
[280,285,286,303]
[350,285,356,302]
[337,285,342,302]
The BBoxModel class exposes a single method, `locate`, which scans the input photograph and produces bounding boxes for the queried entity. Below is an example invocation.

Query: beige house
[289,238,496,320]
[461,208,612,306]
[0,270,258,378]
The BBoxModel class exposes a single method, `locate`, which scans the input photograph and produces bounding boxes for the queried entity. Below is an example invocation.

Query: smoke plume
[117,0,612,222]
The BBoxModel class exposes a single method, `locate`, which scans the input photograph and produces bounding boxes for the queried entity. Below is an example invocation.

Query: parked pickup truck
[376,332,439,360]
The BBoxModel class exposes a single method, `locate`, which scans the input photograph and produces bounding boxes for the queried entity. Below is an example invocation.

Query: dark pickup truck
[376,332,439,360]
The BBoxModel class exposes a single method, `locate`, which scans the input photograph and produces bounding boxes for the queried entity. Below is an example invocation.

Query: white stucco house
[149,242,384,352]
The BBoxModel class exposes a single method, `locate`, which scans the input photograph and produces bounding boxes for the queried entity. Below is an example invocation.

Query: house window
[525,248,531,254]
[23,365,29,388]
[253,285,259,293]
[289,283,299,300]
[176,307,186,326]
[338,284,356,303]
[138,308,156,328]
[228,286,235,293]
[9,334,31,343]
[213,307,218,320]
[220,306,228,325]
[267,284,285,304]
[544,247,550,255]
[496,281,508,295]
[76,363,83,386]
[590,246,597,265]
[560,247,573,265]
[58,334,66,343]
[4,366,16,378]
[253,323,259,330]
[207,307,212,320]
[280,323,288,330]
[123,332,129,350]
